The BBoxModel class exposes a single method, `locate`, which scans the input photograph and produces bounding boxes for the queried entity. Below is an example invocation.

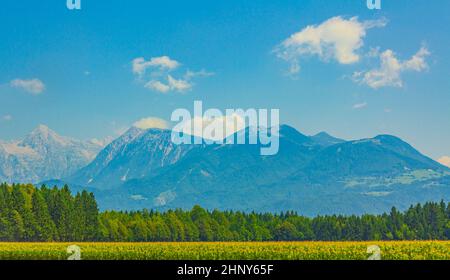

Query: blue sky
[0,0,449,161]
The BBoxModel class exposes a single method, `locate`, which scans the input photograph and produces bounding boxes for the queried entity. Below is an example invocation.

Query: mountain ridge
[57,124,450,214]
[3,124,448,215]
[0,125,105,184]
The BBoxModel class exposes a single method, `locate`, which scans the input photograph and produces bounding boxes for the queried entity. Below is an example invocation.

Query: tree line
[0,183,449,241]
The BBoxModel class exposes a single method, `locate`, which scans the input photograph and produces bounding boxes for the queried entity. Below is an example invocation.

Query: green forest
[0,183,449,242]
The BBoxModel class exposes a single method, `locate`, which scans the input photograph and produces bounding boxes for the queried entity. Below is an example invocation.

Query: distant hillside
[54,125,450,215]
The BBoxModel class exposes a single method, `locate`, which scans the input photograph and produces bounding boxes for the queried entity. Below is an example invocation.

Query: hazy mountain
[294,135,447,180]
[310,131,345,147]
[67,125,320,189]
[0,125,104,184]
[67,127,198,189]
[58,124,449,215]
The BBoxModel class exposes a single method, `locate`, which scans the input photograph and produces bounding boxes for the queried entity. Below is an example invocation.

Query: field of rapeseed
[0,241,448,260]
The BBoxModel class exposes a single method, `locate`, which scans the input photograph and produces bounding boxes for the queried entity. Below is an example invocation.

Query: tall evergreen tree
[31,190,58,241]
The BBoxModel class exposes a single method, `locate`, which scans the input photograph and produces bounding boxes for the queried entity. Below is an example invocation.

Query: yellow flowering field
[0,241,448,260]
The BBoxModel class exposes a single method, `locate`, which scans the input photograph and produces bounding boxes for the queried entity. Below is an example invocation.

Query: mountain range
[0,125,104,184]
[2,125,449,215]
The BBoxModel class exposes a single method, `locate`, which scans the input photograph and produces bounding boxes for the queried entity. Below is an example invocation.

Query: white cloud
[403,47,430,71]
[438,156,450,168]
[10,78,45,94]
[174,113,246,140]
[145,80,171,93]
[133,117,169,130]
[184,69,215,80]
[274,16,387,74]
[353,102,368,109]
[168,75,192,92]
[144,76,192,93]
[132,56,180,76]
[355,46,430,89]
[131,56,211,93]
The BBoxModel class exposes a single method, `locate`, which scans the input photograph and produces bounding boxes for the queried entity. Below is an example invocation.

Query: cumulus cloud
[131,56,211,93]
[133,117,169,130]
[354,46,430,89]
[174,113,246,140]
[132,56,180,76]
[438,156,450,168]
[274,16,387,74]
[145,80,171,93]
[353,102,368,109]
[167,75,192,92]
[10,78,45,94]
[143,76,193,93]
